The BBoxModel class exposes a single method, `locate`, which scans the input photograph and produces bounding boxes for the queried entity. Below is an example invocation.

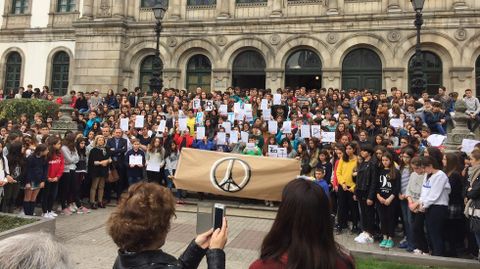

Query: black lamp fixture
[410,0,427,96]
[149,0,168,93]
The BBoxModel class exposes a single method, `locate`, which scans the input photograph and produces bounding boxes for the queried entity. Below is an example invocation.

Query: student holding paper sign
[146,137,165,185]
[125,139,146,186]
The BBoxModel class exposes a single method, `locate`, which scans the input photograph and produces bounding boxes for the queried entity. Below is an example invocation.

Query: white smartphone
[213,203,225,230]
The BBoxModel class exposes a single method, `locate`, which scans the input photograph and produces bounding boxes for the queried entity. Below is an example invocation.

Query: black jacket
[113,240,225,269]
[25,155,48,185]
[107,137,128,164]
[88,147,110,178]
[355,158,378,200]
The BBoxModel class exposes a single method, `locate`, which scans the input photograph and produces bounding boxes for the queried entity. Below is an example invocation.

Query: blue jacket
[25,155,48,185]
[83,117,102,137]
[192,139,215,151]
[314,179,330,198]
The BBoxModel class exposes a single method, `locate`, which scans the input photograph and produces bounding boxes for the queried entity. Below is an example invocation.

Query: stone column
[445,99,477,152]
[270,0,283,17]
[113,0,125,17]
[387,0,401,13]
[169,0,182,20]
[322,68,341,89]
[127,0,136,19]
[327,0,339,15]
[81,0,94,19]
[266,69,284,90]
[216,0,231,19]
[212,69,231,91]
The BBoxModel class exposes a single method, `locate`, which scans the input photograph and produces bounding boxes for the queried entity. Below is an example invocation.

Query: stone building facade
[1,0,480,97]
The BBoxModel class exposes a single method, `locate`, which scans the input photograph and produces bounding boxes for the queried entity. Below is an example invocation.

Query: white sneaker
[47,212,56,219]
[18,210,25,216]
[49,211,58,217]
[42,213,54,219]
[364,234,374,243]
[413,249,423,255]
[354,232,366,242]
[69,205,77,213]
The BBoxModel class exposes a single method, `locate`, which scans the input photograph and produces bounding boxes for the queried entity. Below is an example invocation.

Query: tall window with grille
[141,0,169,7]
[11,0,28,14]
[139,55,164,92]
[51,52,70,96]
[57,0,76,12]
[4,52,22,91]
[187,0,216,5]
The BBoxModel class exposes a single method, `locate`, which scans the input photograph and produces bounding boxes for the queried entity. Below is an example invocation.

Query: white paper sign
[241,131,249,143]
[311,125,321,139]
[273,94,282,105]
[263,109,271,121]
[301,125,311,138]
[135,116,144,128]
[230,131,239,144]
[233,103,241,113]
[193,99,201,110]
[217,132,226,145]
[196,127,205,140]
[196,112,204,125]
[461,139,480,154]
[427,134,446,147]
[235,110,245,121]
[146,160,161,172]
[244,103,252,113]
[246,143,255,150]
[221,122,232,134]
[178,117,188,131]
[157,120,166,133]
[227,112,235,123]
[268,121,278,134]
[321,131,336,143]
[120,118,129,131]
[261,99,268,111]
[282,121,292,134]
[390,118,404,128]
[268,145,278,157]
[277,148,288,158]
[129,155,143,166]
[219,105,228,115]
[204,100,213,111]
[245,111,253,122]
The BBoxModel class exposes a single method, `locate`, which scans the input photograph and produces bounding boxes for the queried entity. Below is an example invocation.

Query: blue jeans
[400,199,414,249]
[164,169,183,199]
[128,177,143,186]
[433,123,446,135]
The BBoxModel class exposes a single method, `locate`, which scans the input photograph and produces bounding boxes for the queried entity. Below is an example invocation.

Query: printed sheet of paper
[268,120,278,134]
[230,131,239,144]
[282,121,292,134]
[193,99,201,110]
[273,94,281,105]
[244,103,252,112]
[157,120,166,133]
[134,116,144,128]
[241,131,249,143]
[461,139,480,154]
[178,117,188,131]
[195,112,204,125]
[268,145,278,157]
[261,99,268,110]
[427,134,446,147]
[246,143,255,150]
[204,100,213,111]
[227,112,235,123]
[129,155,143,166]
[217,132,226,145]
[321,131,336,143]
[219,105,228,115]
[390,118,404,128]
[221,122,232,134]
[311,125,321,139]
[262,109,271,121]
[196,126,205,140]
[120,118,129,131]
[277,148,287,158]
[301,125,311,138]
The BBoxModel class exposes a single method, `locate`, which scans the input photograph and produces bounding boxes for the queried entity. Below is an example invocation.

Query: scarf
[468,164,480,185]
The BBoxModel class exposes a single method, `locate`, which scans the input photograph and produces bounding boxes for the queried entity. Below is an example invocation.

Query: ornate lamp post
[410,0,427,96]
[150,1,168,93]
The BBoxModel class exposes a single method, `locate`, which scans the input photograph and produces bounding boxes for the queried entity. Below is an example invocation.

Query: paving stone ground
[55,202,417,269]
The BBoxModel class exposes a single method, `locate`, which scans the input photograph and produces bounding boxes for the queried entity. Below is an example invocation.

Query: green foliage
[356,258,450,269]
[0,215,37,233]
[0,99,59,121]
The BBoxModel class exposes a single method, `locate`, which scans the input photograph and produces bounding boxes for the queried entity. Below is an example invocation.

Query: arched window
[342,48,382,92]
[186,54,212,92]
[51,51,70,96]
[285,49,322,90]
[408,51,442,96]
[475,56,480,98]
[139,55,163,92]
[4,52,22,91]
[232,50,266,89]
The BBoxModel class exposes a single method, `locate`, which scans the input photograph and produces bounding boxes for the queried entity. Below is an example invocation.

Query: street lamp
[410,0,426,96]
[150,1,168,93]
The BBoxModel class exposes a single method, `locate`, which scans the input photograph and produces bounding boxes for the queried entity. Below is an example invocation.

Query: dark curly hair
[107,182,176,252]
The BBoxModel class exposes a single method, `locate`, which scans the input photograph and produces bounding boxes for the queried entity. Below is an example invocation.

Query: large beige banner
[174,148,301,201]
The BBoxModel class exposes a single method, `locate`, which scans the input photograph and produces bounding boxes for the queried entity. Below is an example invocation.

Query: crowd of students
[0,85,480,261]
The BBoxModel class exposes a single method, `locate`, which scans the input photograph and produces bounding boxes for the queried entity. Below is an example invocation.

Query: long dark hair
[46,136,61,160]
[444,153,462,177]
[425,147,443,170]
[76,137,87,157]
[7,141,25,170]
[63,133,77,152]
[259,178,352,269]
[382,152,398,181]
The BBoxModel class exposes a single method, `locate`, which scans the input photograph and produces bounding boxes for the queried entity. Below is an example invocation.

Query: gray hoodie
[61,145,79,172]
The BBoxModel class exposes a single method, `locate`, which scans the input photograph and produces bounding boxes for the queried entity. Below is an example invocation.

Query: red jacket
[173,133,193,149]
[48,153,65,179]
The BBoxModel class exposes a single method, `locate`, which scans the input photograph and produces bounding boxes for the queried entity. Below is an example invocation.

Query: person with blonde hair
[87,135,112,209]
[0,232,72,269]
[107,182,228,269]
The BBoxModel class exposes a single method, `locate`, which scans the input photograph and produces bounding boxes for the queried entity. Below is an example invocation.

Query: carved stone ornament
[99,0,112,17]
[454,28,467,41]
[167,36,177,47]
[216,36,227,46]
[269,34,281,45]
[122,37,131,49]
[387,30,401,42]
[327,33,338,44]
